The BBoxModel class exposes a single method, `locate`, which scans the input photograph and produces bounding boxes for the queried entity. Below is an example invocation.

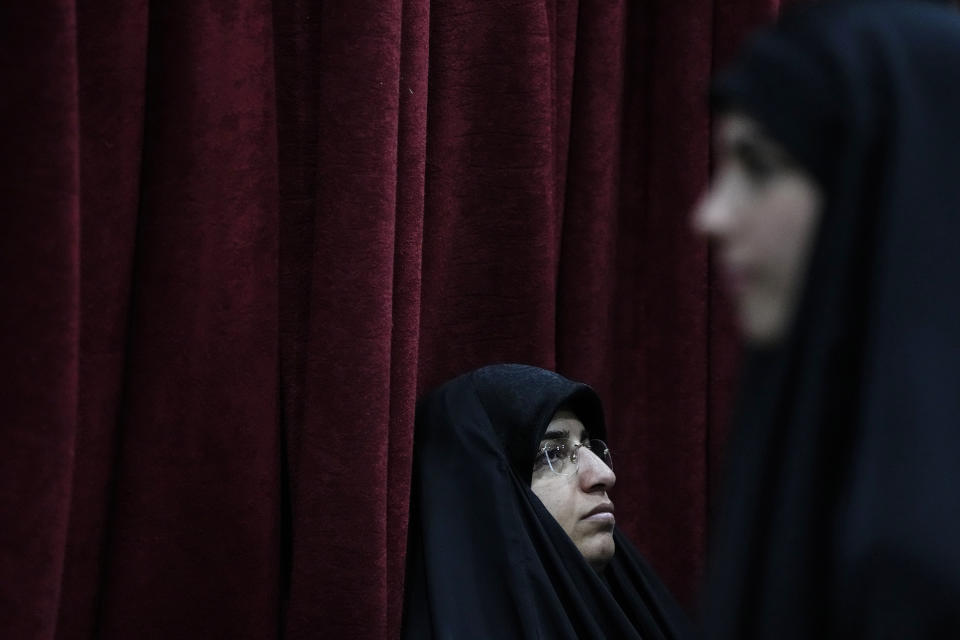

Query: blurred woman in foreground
[694,1,960,637]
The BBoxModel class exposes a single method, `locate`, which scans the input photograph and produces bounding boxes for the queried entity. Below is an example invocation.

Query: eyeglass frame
[535,438,613,476]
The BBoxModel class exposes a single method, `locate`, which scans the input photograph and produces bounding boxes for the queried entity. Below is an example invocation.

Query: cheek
[757,188,821,275]
[741,182,816,258]
[736,183,822,343]
[531,477,578,530]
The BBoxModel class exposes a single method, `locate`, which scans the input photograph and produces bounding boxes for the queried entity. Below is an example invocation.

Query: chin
[740,293,793,346]
[582,533,616,571]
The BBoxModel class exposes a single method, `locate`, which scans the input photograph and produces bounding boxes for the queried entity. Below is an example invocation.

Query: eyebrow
[718,130,791,166]
[734,138,787,161]
[541,428,590,442]
[717,134,756,157]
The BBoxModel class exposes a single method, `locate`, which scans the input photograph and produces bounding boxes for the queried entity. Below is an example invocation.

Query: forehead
[715,112,767,149]
[543,410,588,438]
[714,111,797,167]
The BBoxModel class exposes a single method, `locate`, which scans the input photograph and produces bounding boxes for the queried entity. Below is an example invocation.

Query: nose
[579,447,616,493]
[692,180,734,239]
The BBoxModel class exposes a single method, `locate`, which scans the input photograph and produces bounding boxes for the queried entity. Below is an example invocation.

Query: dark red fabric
[1,1,782,637]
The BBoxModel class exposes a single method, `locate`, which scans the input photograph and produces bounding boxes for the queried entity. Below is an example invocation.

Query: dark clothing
[402,364,691,639]
[705,2,960,637]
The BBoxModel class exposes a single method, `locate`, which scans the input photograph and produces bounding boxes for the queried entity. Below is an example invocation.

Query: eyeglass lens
[541,439,612,475]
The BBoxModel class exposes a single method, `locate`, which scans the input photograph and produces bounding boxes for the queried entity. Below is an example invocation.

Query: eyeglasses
[534,439,613,476]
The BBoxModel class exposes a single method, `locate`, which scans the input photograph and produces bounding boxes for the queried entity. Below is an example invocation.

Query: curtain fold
[59,2,149,637]
[278,0,428,635]
[1,0,784,637]
[2,4,81,638]
[89,1,283,637]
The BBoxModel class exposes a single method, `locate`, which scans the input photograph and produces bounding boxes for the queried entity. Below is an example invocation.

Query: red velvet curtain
[1,1,782,637]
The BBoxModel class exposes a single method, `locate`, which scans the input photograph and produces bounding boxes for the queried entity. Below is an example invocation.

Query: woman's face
[693,112,823,345]
[530,410,617,571]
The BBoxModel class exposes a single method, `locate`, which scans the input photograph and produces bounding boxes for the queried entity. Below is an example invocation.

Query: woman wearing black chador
[402,364,691,639]
[694,1,960,637]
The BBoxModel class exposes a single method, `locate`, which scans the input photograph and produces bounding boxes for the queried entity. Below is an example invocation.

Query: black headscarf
[704,1,960,637]
[402,364,692,639]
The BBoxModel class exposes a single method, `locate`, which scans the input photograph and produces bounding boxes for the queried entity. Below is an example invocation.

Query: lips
[723,266,748,294]
[583,502,615,521]
[719,257,750,292]
[721,256,765,298]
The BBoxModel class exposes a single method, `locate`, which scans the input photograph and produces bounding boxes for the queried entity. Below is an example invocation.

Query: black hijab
[402,364,691,639]
[705,1,960,637]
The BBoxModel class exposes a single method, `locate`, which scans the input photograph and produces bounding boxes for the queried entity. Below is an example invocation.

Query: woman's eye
[729,139,785,184]
[741,148,776,181]
[546,445,566,461]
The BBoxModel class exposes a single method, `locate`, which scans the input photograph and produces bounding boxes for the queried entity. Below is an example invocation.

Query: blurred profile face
[693,112,823,345]
[530,410,617,571]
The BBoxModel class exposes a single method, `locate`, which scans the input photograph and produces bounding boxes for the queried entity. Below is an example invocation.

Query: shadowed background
[0,0,789,637]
